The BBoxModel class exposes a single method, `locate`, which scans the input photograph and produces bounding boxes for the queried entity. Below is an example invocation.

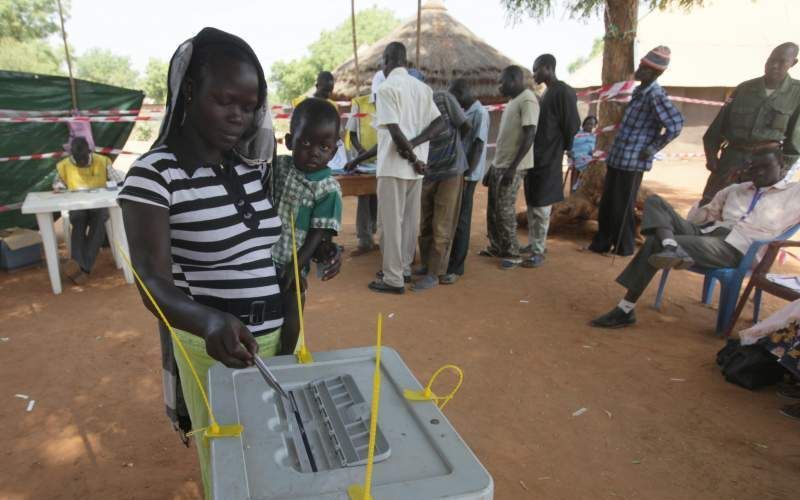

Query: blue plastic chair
[653,223,800,336]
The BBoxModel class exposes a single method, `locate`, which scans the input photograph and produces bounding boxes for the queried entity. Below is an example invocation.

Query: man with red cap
[587,46,684,257]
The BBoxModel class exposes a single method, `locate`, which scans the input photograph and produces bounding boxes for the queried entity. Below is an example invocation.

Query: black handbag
[716,339,786,390]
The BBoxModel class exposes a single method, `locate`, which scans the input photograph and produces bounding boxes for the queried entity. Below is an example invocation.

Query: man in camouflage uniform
[701,42,800,205]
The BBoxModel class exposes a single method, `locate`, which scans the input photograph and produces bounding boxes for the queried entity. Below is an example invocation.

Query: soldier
[701,42,800,205]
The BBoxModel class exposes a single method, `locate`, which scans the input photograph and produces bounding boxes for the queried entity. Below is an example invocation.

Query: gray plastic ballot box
[208,346,493,500]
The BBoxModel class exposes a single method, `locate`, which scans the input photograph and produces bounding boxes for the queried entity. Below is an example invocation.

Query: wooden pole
[351,0,361,95]
[415,0,421,69]
[56,0,78,111]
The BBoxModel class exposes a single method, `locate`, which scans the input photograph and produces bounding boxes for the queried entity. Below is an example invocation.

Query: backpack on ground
[716,339,785,390]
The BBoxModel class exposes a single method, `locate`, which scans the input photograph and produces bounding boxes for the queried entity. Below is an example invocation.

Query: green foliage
[568,37,603,73]
[132,121,156,141]
[500,0,703,21]
[76,48,139,89]
[0,0,67,41]
[0,36,64,74]
[141,58,168,103]
[270,6,400,102]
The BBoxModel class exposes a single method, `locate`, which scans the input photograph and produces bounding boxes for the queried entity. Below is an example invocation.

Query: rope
[115,243,238,439]
[348,313,383,500]
[290,212,313,363]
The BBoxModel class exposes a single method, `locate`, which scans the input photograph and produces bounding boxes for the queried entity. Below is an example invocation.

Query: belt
[726,141,782,153]
[199,295,283,326]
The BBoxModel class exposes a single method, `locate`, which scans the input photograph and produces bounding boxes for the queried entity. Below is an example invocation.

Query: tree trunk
[547,0,644,237]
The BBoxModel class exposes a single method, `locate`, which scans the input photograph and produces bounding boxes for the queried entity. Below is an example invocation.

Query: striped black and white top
[119,145,284,335]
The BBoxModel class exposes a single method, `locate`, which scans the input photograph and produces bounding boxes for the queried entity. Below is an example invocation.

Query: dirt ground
[1,160,799,500]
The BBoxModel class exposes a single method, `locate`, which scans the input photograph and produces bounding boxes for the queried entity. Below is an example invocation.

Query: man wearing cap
[701,42,800,205]
[588,46,684,257]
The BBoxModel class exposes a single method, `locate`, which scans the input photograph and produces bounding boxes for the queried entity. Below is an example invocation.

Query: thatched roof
[570,0,800,89]
[331,0,533,103]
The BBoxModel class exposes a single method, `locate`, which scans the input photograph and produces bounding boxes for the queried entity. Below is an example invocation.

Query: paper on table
[766,274,800,294]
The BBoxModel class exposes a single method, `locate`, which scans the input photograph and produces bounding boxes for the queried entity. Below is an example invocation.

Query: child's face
[286,120,338,173]
[582,118,597,133]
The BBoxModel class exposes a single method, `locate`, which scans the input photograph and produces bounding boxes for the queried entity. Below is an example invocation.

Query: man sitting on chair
[591,148,800,329]
[52,137,122,285]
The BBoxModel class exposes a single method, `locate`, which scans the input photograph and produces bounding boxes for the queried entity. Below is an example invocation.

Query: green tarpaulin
[0,70,144,229]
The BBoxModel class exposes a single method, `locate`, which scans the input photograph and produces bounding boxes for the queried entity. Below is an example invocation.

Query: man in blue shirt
[588,46,684,256]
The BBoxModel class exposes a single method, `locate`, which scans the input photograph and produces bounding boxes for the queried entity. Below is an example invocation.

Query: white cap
[370,70,386,103]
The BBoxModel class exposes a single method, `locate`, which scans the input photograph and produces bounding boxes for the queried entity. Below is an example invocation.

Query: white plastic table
[21,189,134,294]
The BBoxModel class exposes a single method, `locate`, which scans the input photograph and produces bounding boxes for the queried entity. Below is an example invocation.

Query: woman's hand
[202,312,259,368]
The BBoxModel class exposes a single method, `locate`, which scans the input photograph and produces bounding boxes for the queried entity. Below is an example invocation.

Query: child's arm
[280,228,336,292]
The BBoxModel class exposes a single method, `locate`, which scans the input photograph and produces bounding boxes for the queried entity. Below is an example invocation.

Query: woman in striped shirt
[119,28,339,496]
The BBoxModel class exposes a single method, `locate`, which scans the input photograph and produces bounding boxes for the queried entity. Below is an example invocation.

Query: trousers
[526,205,552,255]
[419,175,463,276]
[69,208,108,273]
[377,176,422,287]
[447,180,478,275]
[616,195,742,299]
[590,167,643,256]
[356,194,378,248]
[486,167,524,257]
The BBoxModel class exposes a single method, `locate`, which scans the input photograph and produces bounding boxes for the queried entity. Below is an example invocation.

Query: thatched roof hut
[331,0,533,104]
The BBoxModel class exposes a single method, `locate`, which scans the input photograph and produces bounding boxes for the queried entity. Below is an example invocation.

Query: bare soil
[1,160,798,500]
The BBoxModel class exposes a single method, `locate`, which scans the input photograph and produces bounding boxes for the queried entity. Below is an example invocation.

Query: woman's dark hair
[290,98,341,137]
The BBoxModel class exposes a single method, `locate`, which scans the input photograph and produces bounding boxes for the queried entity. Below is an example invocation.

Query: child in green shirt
[271,97,343,292]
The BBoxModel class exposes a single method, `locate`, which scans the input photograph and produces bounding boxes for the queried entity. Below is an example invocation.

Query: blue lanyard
[741,188,764,220]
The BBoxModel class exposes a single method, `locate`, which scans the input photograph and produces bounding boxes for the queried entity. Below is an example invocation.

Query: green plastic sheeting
[0,70,144,229]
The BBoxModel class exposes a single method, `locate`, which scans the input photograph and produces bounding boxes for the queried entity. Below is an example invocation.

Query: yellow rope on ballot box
[115,243,242,441]
[403,364,464,410]
[290,212,313,364]
[348,313,383,500]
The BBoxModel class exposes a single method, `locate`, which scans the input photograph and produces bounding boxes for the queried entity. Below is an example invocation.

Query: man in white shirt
[369,42,444,294]
[591,149,800,328]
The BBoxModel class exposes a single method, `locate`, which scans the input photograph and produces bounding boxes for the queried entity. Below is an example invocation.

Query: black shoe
[648,245,695,270]
[590,307,636,329]
[375,270,411,283]
[368,279,405,294]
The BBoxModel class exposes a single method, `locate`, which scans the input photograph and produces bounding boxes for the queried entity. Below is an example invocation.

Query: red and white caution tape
[0,108,145,117]
[0,202,23,213]
[0,147,137,163]
[0,115,161,123]
[669,95,724,107]
[579,80,725,107]
[588,149,706,164]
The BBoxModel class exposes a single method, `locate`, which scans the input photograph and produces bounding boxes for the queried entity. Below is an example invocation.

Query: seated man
[591,148,800,328]
[53,137,122,284]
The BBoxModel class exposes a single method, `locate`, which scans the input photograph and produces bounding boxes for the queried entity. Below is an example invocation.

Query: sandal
[500,257,522,269]
[350,243,378,256]
[779,403,800,421]
[777,383,800,401]
[439,273,459,285]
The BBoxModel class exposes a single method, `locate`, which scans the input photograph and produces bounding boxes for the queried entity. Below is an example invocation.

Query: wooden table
[21,189,134,294]
[334,174,377,197]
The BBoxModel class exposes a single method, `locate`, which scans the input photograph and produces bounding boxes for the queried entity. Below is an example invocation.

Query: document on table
[766,274,800,293]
